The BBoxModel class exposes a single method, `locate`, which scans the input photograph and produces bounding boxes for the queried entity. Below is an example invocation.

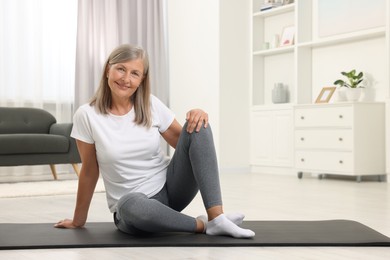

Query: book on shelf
[260,3,282,11]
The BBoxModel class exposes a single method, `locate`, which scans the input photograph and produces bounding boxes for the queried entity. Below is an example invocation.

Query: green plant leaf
[335,69,364,88]
[334,79,345,85]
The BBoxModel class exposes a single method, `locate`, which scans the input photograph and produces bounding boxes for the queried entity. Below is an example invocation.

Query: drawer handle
[339,160,343,164]
[301,158,305,162]
[339,137,343,142]
[339,115,343,119]
[300,137,305,141]
[300,116,305,120]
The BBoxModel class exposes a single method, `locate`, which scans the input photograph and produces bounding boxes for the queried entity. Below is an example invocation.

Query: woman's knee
[182,121,213,136]
[115,193,150,235]
[117,192,148,215]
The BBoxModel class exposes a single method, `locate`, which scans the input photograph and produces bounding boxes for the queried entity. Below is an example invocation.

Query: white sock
[206,214,255,238]
[226,212,245,226]
[196,212,245,232]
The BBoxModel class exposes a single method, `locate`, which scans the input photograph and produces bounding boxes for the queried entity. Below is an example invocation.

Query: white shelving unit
[250,0,389,176]
[251,2,296,106]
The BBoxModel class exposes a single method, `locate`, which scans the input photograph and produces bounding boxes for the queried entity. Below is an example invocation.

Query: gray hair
[90,44,152,127]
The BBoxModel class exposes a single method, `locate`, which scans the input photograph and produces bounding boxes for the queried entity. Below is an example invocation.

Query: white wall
[219,0,251,171]
[166,0,220,155]
[166,0,251,172]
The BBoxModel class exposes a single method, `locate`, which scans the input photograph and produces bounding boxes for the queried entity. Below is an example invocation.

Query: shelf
[253,45,294,57]
[253,27,385,57]
[298,26,386,49]
[294,101,386,108]
[253,4,295,18]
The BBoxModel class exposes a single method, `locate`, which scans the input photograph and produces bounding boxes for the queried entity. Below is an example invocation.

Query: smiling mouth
[116,81,131,89]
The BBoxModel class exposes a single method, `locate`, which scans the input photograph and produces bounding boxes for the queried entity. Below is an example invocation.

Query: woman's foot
[225,212,245,226]
[197,212,245,227]
[206,214,255,238]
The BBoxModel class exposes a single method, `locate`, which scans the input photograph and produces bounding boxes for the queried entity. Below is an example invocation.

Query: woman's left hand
[186,109,209,133]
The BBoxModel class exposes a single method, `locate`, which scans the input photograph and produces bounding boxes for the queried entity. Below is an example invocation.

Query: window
[0,0,77,121]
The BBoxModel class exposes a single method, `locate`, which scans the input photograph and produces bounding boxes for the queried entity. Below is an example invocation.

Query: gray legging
[114,122,222,235]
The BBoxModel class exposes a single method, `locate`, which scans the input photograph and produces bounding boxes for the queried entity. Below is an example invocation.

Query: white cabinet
[294,102,386,181]
[251,106,293,168]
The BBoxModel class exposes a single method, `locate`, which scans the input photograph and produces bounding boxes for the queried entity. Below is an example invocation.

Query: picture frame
[315,86,336,103]
[280,26,295,47]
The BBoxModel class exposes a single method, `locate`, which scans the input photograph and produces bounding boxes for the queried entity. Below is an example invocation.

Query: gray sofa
[0,107,81,180]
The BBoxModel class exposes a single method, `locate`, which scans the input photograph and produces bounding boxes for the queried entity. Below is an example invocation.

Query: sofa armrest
[49,123,73,137]
[49,123,81,163]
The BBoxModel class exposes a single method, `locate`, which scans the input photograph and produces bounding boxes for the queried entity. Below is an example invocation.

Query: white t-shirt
[71,95,175,213]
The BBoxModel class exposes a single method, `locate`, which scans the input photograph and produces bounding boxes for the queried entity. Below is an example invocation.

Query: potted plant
[333,69,364,101]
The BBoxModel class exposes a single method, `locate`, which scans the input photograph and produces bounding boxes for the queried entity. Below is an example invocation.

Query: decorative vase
[345,88,362,102]
[272,83,288,103]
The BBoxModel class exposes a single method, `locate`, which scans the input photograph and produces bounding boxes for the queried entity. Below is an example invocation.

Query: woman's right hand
[54,218,81,229]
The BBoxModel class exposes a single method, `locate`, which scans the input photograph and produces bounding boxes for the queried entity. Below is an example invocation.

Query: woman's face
[107,58,144,100]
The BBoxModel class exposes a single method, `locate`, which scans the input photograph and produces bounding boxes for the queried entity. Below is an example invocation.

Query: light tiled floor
[0,172,389,259]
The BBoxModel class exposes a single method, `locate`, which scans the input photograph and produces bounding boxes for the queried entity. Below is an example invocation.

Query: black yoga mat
[1,220,389,250]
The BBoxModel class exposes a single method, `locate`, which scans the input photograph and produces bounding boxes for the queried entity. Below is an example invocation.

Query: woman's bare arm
[54,140,99,228]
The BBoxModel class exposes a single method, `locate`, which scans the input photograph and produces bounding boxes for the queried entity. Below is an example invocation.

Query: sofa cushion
[0,107,56,134]
[0,134,69,155]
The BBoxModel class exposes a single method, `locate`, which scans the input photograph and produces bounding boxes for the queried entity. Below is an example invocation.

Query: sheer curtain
[74,0,169,109]
[0,0,78,123]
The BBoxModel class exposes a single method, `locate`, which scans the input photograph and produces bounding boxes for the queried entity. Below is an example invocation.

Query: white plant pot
[335,88,347,102]
[345,88,362,102]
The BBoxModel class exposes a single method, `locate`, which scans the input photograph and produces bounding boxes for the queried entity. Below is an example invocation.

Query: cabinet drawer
[295,106,353,127]
[295,151,353,172]
[295,129,353,150]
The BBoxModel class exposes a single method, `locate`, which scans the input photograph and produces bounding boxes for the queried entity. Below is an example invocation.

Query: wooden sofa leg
[72,163,80,177]
[49,164,58,180]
